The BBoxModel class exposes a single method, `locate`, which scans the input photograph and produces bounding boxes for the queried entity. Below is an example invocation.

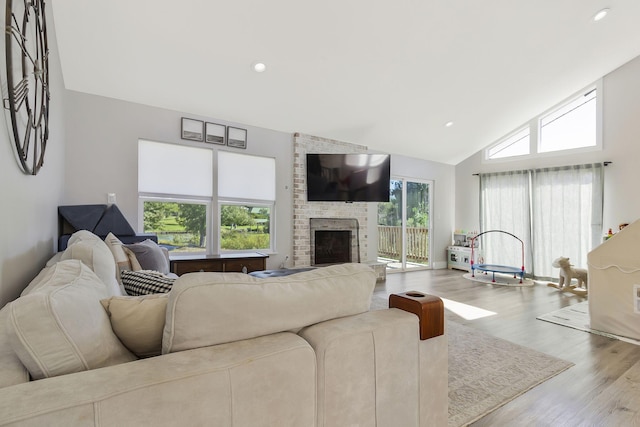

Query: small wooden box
[389,291,444,340]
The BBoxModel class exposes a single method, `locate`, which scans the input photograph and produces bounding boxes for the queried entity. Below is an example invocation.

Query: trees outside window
[142,201,207,252]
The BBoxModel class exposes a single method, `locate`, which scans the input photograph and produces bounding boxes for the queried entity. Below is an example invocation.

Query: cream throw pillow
[7,260,136,380]
[104,232,131,273]
[123,246,143,271]
[101,294,169,357]
[61,231,122,296]
[104,233,142,294]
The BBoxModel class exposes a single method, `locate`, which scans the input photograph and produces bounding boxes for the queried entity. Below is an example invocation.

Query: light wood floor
[374,269,640,427]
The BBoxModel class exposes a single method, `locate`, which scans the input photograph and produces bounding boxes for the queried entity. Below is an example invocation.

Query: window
[220,204,271,251]
[138,140,213,254]
[485,82,601,161]
[480,163,603,279]
[142,200,208,252]
[539,89,597,153]
[486,127,530,160]
[218,151,275,252]
[138,140,276,254]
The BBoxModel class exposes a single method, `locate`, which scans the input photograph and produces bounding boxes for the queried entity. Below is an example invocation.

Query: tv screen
[306,153,391,202]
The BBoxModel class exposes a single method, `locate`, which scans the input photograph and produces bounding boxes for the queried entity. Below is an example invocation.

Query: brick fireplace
[293,133,369,267]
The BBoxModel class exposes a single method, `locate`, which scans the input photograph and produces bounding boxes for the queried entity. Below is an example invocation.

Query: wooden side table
[170,252,268,276]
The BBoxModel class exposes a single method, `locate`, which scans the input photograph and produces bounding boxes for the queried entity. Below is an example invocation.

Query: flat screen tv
[306,153,391,202]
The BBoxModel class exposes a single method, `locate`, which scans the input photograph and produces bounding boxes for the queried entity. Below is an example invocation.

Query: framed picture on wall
[205,122,226,145]
[181,118,204,141]
[227,126,247,149]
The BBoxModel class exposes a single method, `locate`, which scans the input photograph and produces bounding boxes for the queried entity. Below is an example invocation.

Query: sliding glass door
[377,177,432,271]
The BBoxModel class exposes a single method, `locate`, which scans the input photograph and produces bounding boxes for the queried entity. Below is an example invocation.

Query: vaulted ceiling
[51,1,640,164]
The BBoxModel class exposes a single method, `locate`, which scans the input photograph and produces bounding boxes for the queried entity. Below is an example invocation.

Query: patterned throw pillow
[121,270,175,296]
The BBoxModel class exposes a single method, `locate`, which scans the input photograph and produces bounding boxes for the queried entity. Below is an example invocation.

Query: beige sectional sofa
[0,230,448,426]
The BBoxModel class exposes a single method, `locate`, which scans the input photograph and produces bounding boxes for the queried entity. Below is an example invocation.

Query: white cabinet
[447,246,473,272]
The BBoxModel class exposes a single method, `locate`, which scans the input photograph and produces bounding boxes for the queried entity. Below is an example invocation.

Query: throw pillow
[123,246,143,271]
[67,229,103,246]
[125,239,170,275]
[100,294,169,357]
[121,270,175,296]
[6,260,137,380]
[104,232,132,274]
[60,231,122,297]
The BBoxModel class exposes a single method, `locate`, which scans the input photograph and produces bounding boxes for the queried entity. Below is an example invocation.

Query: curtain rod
[472,161,612,176]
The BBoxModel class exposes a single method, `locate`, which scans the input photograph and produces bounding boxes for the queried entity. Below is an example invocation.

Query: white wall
[62,92,293,270]
[386,154,456,269]
[455,55,640,239]
[0,6,66,307]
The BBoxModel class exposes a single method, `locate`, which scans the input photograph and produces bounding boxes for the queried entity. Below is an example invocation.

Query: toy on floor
[547,256,588,295]
[470,230,526,283]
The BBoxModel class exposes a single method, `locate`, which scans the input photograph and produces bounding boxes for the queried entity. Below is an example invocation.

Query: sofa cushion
[0,333,316,426]
[67,229,103,246]
[21,261,66,296]
[61,231,122,296]
[6,260,137,380]
[44,251,63,268]
[121,270,175,296]
[163,263,376,353]
[125,239,170,275]
[101,294,169,357]
[0,305,29,388]
[22,253,114,297]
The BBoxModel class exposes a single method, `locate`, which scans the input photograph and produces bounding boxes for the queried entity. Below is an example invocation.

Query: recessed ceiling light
[252,62,267,73]
[445,121,454,127]
[593,8,610,22]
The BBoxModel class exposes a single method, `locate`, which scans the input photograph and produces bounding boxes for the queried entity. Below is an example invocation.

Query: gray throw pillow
[125,240,170,275]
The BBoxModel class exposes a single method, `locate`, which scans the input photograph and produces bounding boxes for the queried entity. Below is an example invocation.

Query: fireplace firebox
[310,218,360,266]
[314,230,352,265]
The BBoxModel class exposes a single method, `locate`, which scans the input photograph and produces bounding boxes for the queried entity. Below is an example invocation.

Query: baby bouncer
[470,230,525,283]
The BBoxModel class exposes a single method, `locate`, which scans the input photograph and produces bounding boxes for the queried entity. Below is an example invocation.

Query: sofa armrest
[0,333,316,427]
[299,309,447,427]
[389,291,444,340]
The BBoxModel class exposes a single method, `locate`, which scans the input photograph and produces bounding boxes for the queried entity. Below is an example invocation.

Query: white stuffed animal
[548,256,588,294]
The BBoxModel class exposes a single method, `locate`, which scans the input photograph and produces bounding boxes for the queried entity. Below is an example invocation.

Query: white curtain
[480,163,603,279]
[531,164,603,278]
[479,170,532,273]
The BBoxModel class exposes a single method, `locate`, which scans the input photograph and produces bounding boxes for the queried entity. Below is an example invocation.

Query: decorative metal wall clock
[3,0,50,175]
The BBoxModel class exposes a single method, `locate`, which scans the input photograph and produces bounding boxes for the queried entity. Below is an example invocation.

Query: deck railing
[377,226,429,262]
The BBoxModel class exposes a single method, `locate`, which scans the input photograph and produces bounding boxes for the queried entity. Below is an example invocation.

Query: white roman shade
[218,151,276,201]
[138,140,213,197]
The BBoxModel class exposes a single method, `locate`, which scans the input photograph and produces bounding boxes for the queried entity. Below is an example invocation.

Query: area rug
[446,321,572,426]
[536,301,640,346]
[370,297,573,426]
[462,272,535,287]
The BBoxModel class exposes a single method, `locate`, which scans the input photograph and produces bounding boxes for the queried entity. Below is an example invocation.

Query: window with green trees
[143,201,207,252]
[220,204,271,250]
[138,139,276,255]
